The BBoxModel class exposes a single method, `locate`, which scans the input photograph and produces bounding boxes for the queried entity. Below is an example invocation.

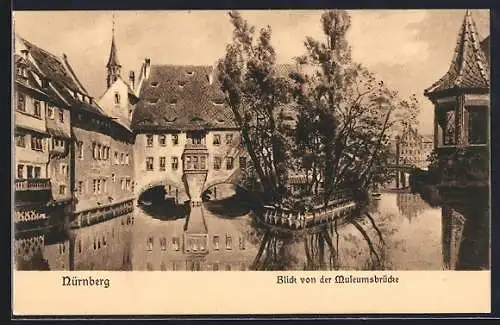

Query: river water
[19,188,477,271]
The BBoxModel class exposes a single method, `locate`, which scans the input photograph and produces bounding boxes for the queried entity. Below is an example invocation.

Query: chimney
[144,58,151,79]
[129,71,135,89]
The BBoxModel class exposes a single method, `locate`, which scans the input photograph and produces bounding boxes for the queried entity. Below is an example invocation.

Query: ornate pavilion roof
[424,10,490,97]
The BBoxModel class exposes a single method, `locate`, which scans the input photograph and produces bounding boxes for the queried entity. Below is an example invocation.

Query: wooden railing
[261,197,357,230]
[15,178,51,191]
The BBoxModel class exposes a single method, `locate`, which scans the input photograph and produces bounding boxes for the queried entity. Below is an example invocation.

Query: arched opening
[201,183,254,218]
[138,184,189,221]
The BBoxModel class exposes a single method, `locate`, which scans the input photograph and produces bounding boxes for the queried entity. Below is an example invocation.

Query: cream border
[13,271,490,315]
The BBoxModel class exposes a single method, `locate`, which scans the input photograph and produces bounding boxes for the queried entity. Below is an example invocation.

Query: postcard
[12,9,491,316]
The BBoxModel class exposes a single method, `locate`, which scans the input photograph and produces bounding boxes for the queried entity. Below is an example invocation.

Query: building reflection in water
[396,192,430,222]
[17,189,489,271]
[133,184,259,271]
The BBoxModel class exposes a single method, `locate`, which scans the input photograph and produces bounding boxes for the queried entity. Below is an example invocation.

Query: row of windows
[145,156,246,171]
[92,143,111,161]
[15,133,44,151]
[76,176,132,195]
[146,157,178,171]
[145,133,235,147]
[145,262,246,271]
[145,235,246,251]
[16,93,66,123]
[16,164,41,179]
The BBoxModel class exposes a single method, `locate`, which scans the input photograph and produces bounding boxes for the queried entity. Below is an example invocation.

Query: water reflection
[16,189,489,271]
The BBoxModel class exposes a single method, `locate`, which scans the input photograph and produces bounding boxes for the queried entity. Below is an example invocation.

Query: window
[159,134,166,146]
[192,156,199,170]
[225,133,233,144]
[239,156,247,170]
[47,104,54,119]
[226,157,234,170]
[77,141,83,159]
[120,153,125,164]
[186,156,192,170]
[225,264,232,271]
[15,133,25,147]
[59,185,66,195]
[120,179,125,190]
[17,93,26,111]
[34,166,41,178]
[225,234,232,250]
[467,106,488,145]
[213,156,221,170]
[103,179,107,193]
[213,236,220,250]
[27,166,34,179]
[171,157,179,170]
[200,156,206,170]
[77,181,83,195]
[239,236,246,250]
[147,237,153,251]
[92,143,98,159]
[172,134,179,145]
[125,154,129,165]
[34,100,41,117]
[160,238,167,251]
[58,109,64,123]
[213,134,221,145]
[60,164,68,176]
[93,179,97,194]
[112,174,116,182]
[114,151,119,165]
[17,165,24,179]
[441,109,456,146]
[159,157,166,171]
[146,134,153,147]
[172,237,179,251]
[114,92,120,105]
[213,263,219,271]
[31,135,43,151]
[96,179,102,193]
[146,157,154,171]
[125,178,131,191]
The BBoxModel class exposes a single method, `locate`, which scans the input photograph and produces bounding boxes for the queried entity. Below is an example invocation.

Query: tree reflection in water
[249,201,388,271]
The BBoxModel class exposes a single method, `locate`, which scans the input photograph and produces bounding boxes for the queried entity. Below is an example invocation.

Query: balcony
[15,178,51,192]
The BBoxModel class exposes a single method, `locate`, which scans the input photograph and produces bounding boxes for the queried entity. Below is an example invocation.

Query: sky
[12,10,490,135]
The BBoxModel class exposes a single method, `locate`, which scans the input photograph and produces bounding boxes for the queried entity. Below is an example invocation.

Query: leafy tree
[218,11,293,204]
[290,10,421,206]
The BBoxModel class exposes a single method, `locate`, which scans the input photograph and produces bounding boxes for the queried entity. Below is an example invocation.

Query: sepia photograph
[12,8,490,276]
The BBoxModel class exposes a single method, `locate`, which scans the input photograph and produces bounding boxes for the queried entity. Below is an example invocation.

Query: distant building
[393,125,432,170]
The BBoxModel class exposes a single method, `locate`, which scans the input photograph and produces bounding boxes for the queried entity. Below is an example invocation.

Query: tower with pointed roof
[424,10,490,270]
[424,9,490,150]
[106,15,122,89]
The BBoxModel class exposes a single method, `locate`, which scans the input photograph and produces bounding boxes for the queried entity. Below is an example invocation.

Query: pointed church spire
[425,10,489,97]
[106,12,121,88]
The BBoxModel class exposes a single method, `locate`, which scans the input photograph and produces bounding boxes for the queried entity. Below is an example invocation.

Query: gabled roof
[425,10,490,97]
[131,64,237,132]
[18,36,108,118]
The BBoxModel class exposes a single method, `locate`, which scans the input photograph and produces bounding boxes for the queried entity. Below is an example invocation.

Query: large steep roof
[131,65,237,132]
[18,36,108,118]
[131,63,298,133]
[424,10,490,97]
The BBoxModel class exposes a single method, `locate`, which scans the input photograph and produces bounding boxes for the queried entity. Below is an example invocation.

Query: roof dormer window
[212,99,224,106]
[169,99,178,105]
[151,81,159,87]
[186,71,194,76]
[178,81,186,88]
[148,98,159,104]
